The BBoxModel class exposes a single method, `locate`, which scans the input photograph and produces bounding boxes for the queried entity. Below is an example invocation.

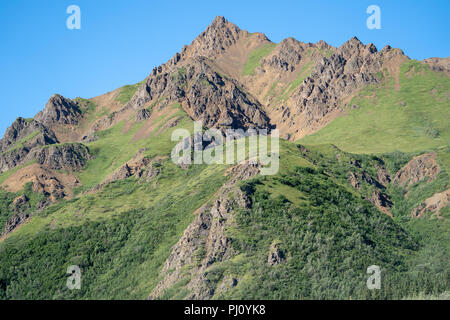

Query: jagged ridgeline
[0,16,448,300]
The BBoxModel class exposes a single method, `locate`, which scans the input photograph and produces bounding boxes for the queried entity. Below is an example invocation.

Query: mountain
[0,16,448,300]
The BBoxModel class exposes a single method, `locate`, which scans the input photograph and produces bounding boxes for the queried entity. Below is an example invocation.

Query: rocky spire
[34,94,82,126]
[151,16,244,75]
[186,16,243,58]
[338,36,365,58]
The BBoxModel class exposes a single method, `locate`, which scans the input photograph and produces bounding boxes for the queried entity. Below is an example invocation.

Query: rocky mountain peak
[34,94,82,126]
[210,16,232,30]
[338,36,365,57]
[316,39,331,50]
[348,36,363,45]
[186,16,243,58]
[366,43,378,54]
[381,45,392,52]
[149,17,246,77]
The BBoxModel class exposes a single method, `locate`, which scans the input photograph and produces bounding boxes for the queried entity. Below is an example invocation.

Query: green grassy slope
[242,43,277,76]
[0,58,448,300]
[0,161,228,299]
[300,60,450,154]
[0,141,448,299]
[75,103,194,194]
[208,143,449,299]
[0,101,221,299]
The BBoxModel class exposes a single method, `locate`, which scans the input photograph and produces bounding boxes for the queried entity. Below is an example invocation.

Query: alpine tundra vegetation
[0,16,449,300]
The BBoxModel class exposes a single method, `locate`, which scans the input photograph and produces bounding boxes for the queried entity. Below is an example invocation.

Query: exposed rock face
[142,16,245,82]
[262,37,303,72]
[0,117,87,218]
[348,170,384,190]
[369,189,393,217]
[116,17,274,134]
[32,143,91,171]
[186,16,242,58]
[0,118,58,154]
[88,152,162,194]
[11,194,29,209]
[182,59,270,130]
[135,109,151,121]
[0,163,80,203]
[1,195,31,237]
[0,147,34,174]
[129,57,271,131]
[348,170,393,216]
[3,212,30,237]
[113,16,414,143]
[34,94,83,126]
[250,35,410,140]
[0,112,90,174]
[108,156,159,182]
[376,165,391,186]
[423,57,450,75]
[285,38,385,129]
[348,171,361,189]
[268,242,286,266]
[393,152,440,189]
[362,170,385,189]
[25,173,67,201]
[150,161,260,300]
[0,118,58,173]
[411,189,450,218]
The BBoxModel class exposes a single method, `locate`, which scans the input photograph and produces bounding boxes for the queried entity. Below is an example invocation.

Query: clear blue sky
[0,0,449,136]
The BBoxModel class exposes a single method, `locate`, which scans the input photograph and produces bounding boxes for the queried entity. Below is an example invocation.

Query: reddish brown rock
[393,152,440,189]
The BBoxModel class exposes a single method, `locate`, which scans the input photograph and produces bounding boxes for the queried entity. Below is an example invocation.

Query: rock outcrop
[277,37,406,138]
[348,169,393,216]
[135,109,151,122]
[0,163,80,203]
[185,16,243,58]
[393,152,440,189]
[3,212,30,237]
[34,94,83,126]
[423,57,450,75]
[0,118,58,173]
[267,242,286,266]
[108,156,160,183]
[0,118,57,153]
[261,37,304,73]
[30,174,67,201]
[369,189,393,217]
[129,57,271,131]
[88,151,162,194]
[376,165,391,187]
[106,16,414,143]
[32,143,91,171]
[150,161,260,300]
[0,147,35,174]
[411,189,449,218]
